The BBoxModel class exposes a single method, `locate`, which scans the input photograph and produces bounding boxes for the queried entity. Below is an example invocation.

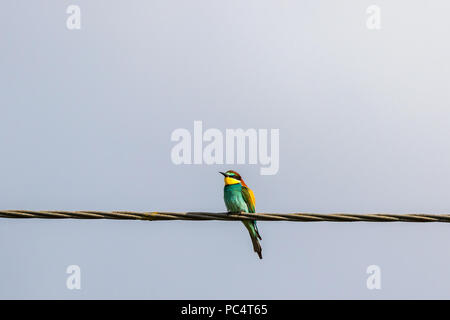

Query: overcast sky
[1,0,450,298]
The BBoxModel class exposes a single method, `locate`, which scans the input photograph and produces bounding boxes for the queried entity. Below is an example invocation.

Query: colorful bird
[220,170,262,259]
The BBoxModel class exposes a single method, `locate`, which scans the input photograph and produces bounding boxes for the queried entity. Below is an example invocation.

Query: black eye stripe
[227,173,241,180]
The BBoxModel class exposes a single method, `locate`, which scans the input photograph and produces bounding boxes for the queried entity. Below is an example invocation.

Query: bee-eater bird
[220,170,262,259]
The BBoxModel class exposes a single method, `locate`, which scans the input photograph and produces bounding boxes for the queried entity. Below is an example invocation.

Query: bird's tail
[255,223,262,240]
[244,221,262,259]
[250,233,263,259]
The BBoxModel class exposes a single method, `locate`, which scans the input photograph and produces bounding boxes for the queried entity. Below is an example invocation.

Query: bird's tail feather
[248,228,263,259]
[255,225,262,240]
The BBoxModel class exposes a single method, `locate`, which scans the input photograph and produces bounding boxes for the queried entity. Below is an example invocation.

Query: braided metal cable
[1,210,450,222]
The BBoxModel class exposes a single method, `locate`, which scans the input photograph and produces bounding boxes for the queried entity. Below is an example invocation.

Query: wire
[1,210,450,222]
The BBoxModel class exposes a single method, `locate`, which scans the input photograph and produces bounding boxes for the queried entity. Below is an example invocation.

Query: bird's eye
[226,172,241,180]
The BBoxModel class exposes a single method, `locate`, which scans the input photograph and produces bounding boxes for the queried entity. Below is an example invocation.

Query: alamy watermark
[66,5,81,30]
[66,265,81,290]
[170,121,279,175]
[366,265,381,290]
[366,5,381,30]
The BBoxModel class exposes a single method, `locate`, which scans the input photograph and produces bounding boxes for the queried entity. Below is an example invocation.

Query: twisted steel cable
[1,210,450,222]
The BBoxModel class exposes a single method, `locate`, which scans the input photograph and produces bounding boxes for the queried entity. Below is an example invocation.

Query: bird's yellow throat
[224,177,241,185]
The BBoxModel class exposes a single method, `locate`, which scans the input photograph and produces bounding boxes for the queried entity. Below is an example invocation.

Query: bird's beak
[219,172,227,177]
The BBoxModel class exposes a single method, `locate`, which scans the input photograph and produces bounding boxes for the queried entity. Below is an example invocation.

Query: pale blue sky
[1,0,450,298]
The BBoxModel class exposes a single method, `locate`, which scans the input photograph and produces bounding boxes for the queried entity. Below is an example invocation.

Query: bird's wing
[241,186,261,240]
[241,186,256,213]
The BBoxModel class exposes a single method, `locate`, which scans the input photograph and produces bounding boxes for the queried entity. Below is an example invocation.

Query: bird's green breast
[224,184,249,213]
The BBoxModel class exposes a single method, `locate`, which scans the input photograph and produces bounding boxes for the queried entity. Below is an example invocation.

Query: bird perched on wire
[220,170,262,259]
